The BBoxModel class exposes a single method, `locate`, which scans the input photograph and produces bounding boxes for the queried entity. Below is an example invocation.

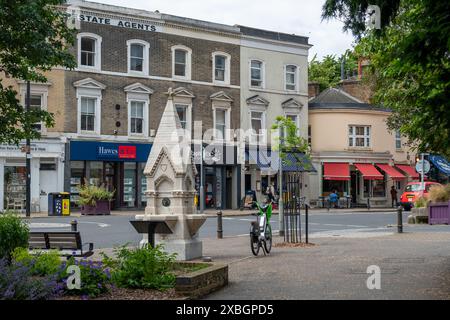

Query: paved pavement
[201,232,450,300]
[25,210,449,249]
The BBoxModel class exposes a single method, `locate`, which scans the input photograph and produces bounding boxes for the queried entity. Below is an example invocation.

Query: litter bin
[48,192,70,216]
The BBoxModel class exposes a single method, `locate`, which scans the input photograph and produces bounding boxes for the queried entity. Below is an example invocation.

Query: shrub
[0,258,62,300]
[78,182,114,207]
[428,184,450,203]
[0,213,29,261]
[12,248,61,277]
[61,258,111,298]
[414,196,428,208]
[104,244,176,290]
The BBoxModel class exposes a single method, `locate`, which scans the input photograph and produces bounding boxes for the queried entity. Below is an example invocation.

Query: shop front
[320,160,416,207]
[69,140,152,210]
[0,139,65,213]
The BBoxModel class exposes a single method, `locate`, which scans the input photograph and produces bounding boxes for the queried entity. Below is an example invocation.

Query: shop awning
[396,164,419,179]
[246,149,316,173]
[354,163,384,180]
[376,164,406,180]
[323,163,350,181]
[429,155,450,176]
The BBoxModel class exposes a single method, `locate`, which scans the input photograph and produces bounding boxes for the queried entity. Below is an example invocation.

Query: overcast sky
[94,0,355,60]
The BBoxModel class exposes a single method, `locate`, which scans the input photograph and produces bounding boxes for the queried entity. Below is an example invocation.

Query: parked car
[400,181,442,211]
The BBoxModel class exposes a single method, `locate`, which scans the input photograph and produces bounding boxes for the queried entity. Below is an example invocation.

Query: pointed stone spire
[144,87,190,176]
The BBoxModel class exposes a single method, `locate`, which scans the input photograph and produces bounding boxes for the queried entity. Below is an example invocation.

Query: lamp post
[278,126,284,237]
[25,81,31,218]
[200,144,204,213]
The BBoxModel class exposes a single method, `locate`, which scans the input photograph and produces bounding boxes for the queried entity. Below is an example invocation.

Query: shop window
[363,178,386,198]
[40,163,56,171]
[70,161,85,208]
[140,163,147,207]
[4,166,26,211]
[123,162,136,207]
[89,162,103,186]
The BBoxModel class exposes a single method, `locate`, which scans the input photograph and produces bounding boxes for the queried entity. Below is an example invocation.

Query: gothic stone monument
[135,88,206,260]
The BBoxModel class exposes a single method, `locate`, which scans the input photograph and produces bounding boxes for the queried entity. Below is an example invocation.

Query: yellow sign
[62,199,70,215]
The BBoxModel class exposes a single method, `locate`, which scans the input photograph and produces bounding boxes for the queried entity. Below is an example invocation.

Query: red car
[400,181,442,211]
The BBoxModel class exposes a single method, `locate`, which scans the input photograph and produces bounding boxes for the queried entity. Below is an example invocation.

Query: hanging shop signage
[70,141,151,162]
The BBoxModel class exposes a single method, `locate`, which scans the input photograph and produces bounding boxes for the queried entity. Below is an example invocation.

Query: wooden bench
[29,232,94,258]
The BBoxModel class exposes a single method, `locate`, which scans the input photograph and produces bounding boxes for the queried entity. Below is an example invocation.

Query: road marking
[78,221,110,228]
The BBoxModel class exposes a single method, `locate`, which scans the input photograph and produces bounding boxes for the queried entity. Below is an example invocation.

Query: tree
[322,0,450,158]
[271,116,311,170]
[309,50,358,92]
[0,0,76,145]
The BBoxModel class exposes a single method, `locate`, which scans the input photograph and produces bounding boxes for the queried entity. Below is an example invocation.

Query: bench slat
[28,232,91,256]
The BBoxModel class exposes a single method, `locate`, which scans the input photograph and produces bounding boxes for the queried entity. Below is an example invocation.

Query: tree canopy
[322,0,450,158]
[308,50,358,92]
[0,0,76,145]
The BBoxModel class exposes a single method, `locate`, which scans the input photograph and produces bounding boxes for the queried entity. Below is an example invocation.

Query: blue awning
[429,155,450,176]
[246,148,316,173]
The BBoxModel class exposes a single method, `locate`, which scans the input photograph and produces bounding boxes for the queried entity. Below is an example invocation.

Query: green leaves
[0,0,76,145]
[0,212,29,261]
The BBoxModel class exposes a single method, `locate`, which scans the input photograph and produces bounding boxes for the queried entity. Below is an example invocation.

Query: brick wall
[76,22,240,85]
[65,71,240,136]
[338,79,373,103]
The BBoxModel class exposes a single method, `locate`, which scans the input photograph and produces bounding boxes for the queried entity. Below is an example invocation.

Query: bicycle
[249,199,273,256]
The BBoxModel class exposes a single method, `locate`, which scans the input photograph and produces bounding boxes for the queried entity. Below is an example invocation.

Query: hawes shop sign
[78,14,162,32]
[97,145,136,159]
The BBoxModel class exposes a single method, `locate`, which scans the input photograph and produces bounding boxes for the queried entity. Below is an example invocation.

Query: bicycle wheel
[250,225,260,256]
[263,224,272,253]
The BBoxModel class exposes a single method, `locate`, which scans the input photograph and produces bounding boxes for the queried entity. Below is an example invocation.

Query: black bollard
[71,220,78,232]
[367,198,371,211]
[397,206,403,233]
[217,211,223,239]
[305,204,309,244]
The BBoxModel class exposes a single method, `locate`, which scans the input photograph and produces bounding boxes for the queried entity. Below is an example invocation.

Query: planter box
[175,262,228,299]
[411,207,428,224]
[428,201,450,225]
[81,200,111,215]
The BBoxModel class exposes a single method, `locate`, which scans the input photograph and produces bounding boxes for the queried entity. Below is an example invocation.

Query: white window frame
[249,108,266,144]
[249,59,265,89]
[76,88,102,136]
[127,39,150,76]
[127,92,149,138]
[212,102,231,142]
[349,125,371,148]
[77,32,102,71]
[20,84,49,135]
[171,45,192,80]
[212,51,231,85]
[395,130,402,149]
[284,64,299,92]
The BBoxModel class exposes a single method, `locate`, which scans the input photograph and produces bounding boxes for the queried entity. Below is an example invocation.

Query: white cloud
[90,0,355,60]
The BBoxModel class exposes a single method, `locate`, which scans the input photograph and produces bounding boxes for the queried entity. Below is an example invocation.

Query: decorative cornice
[73,77,106,89]
[282,98,303,108]
[124,82,154,94]
[210,91,233,102]
[246,95,269,107]
[173,87,195,98]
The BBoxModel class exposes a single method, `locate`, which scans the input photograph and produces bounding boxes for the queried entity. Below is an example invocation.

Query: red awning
[354,163,384,180]
[396,164,420,179]
[376,164,406,180]
[323,163,350,181]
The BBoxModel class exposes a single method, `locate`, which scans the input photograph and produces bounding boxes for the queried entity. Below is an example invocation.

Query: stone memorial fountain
[135,88,207,260]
